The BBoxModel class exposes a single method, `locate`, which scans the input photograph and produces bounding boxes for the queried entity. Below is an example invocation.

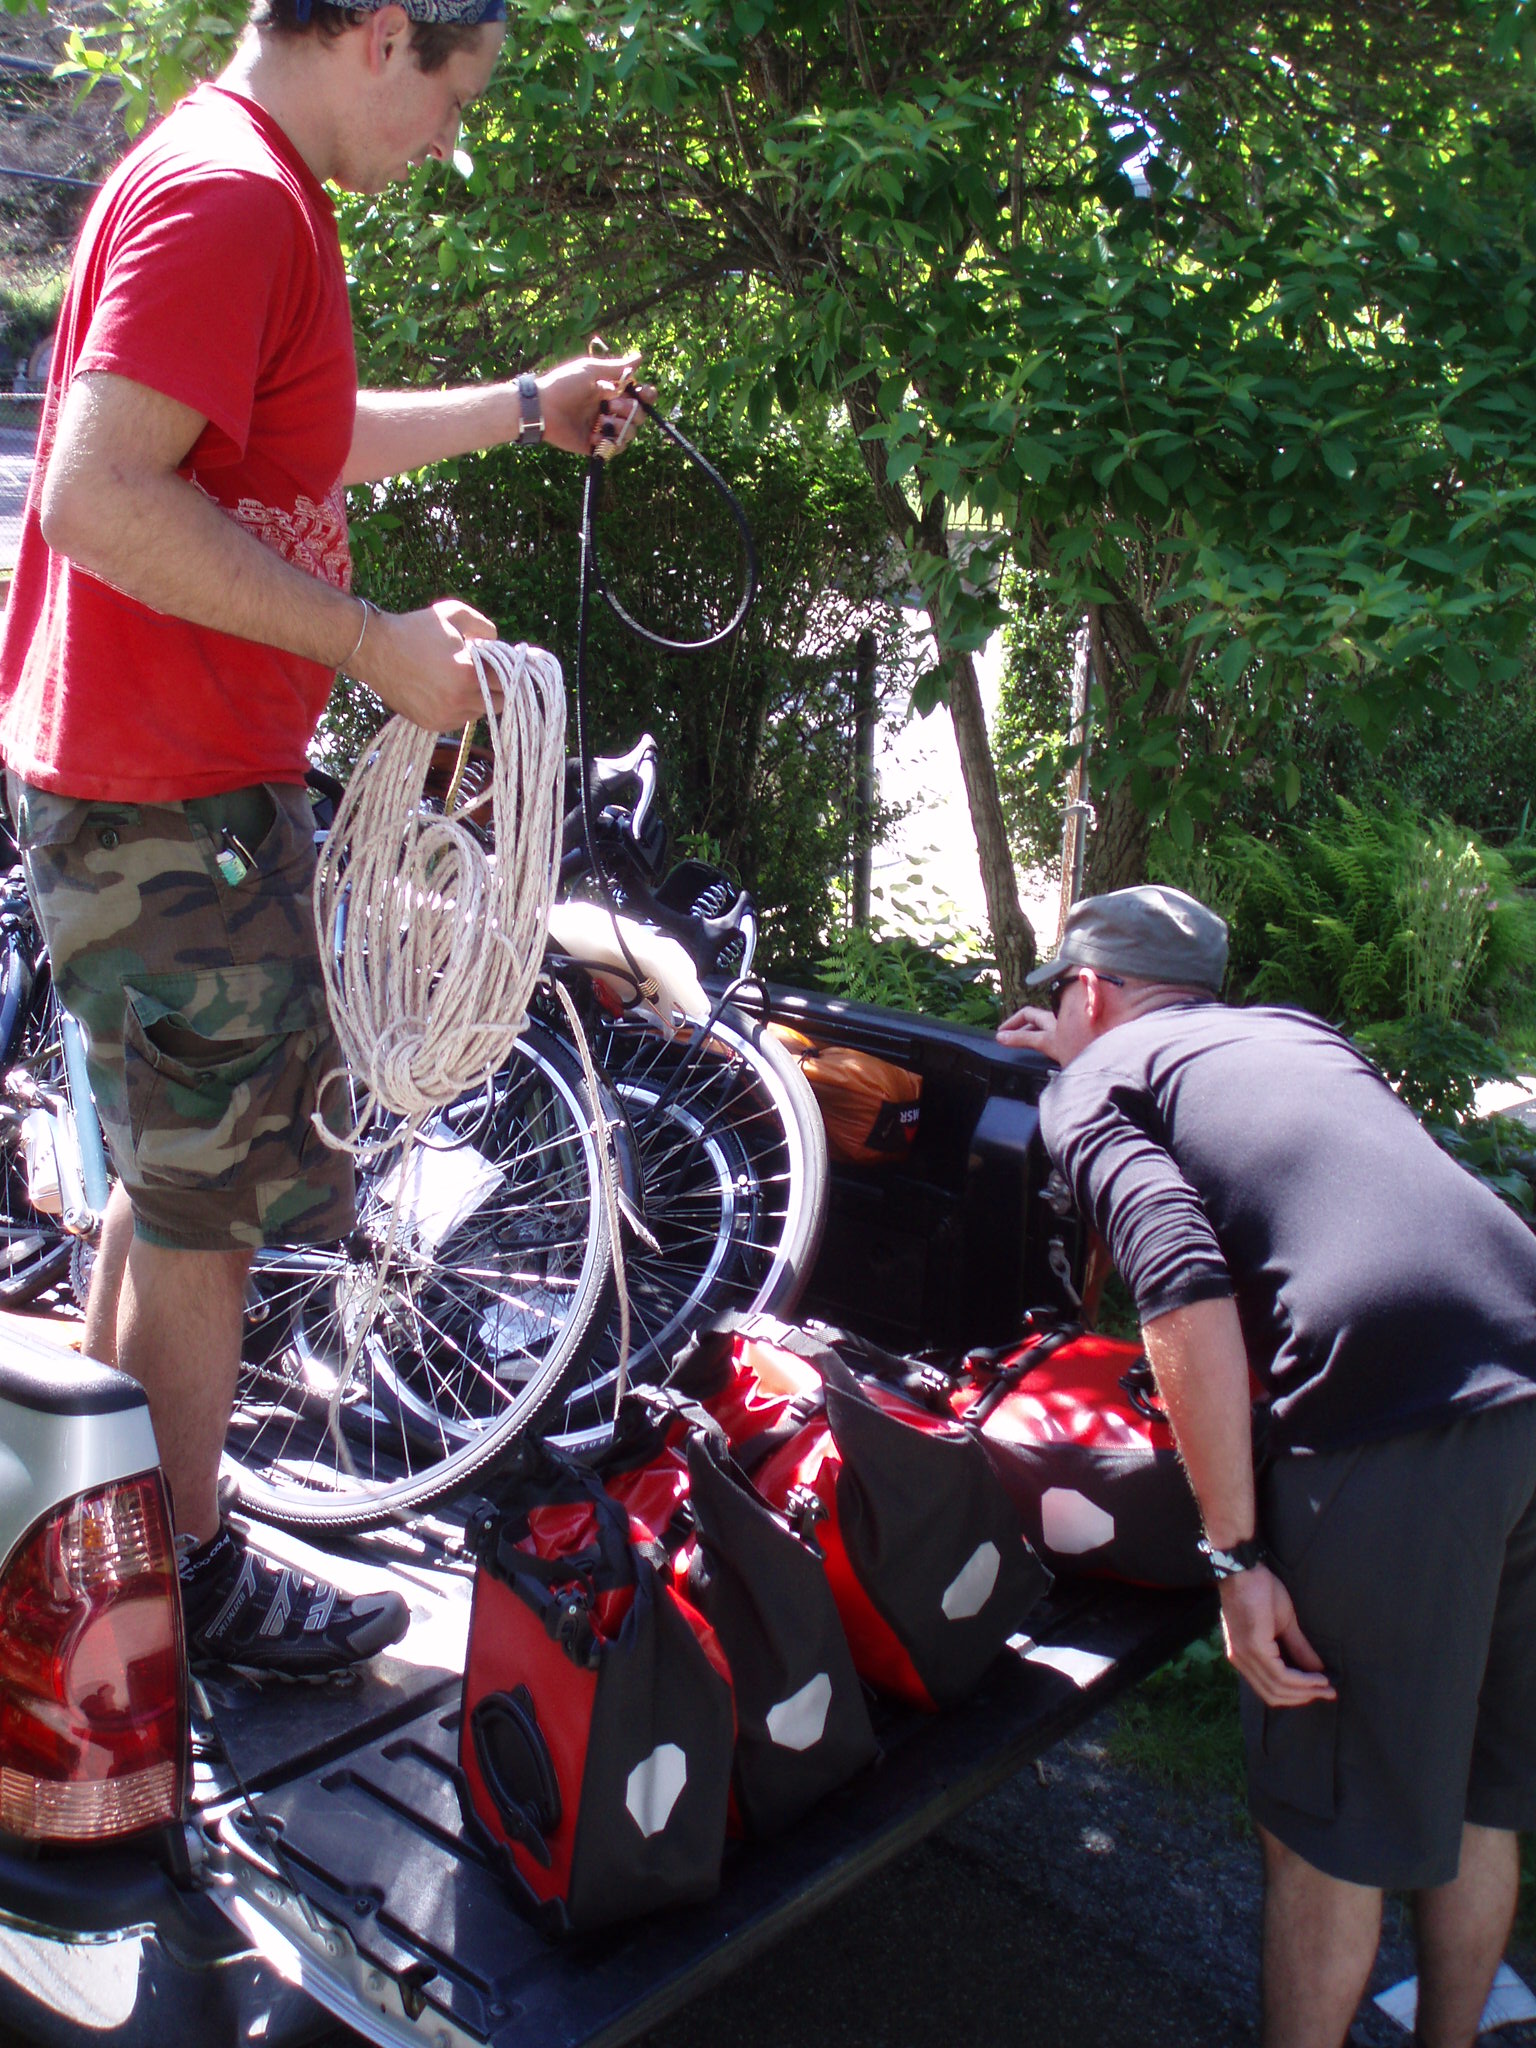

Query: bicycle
[0,851,108,1302]
[0,784,623,1529]
[536,736,827,1451]
[219,740,826,1524]
[0,742,829,1531]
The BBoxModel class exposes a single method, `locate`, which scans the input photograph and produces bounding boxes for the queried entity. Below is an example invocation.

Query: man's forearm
[344,384,525,485]
[44,458,363,670]
[1139,1296,1256,1548]
[345,353,650,484]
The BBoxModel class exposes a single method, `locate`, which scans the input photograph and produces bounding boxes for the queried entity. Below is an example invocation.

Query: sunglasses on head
[1047,967,1125,1014]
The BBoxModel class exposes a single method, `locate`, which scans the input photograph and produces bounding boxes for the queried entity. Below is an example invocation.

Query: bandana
[291,0,507,22]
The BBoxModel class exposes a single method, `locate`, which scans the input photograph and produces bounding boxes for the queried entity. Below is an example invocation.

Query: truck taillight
[0,1472,186,1842]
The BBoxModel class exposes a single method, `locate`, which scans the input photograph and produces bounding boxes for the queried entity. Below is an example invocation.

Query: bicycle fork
[12,1009,111,1237]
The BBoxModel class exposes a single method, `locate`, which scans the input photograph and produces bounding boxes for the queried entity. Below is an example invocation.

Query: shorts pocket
[121,966,329,1193]
[1240,1661,1342,1823]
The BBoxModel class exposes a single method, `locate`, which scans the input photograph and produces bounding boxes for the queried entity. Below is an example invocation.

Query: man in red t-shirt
[0,0,649,1676]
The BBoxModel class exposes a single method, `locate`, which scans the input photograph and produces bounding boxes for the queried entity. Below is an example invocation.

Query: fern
[1177,792,1536,1038]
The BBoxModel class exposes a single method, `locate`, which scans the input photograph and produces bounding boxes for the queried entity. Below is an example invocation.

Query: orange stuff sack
[769,1027,921,1167]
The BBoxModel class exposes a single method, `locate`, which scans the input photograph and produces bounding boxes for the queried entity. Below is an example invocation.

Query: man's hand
[354,598,499,728]
[997,1002,1061,1060]
[538,350,655,459]
[1219,1563,1337,1709]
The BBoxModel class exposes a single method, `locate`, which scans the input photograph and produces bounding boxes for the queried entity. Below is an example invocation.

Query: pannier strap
[471,1445,669,1664]
[1116,1358,1168,1425]
[961,1325,1089,1426]
[681,1409,815,1553]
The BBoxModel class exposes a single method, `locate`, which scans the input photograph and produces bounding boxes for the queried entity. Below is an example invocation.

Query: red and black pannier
[591,1389,880,1837]
[458,1442,735,1934]
[949,1322,1209,1588]
[668,1317,1053,1711]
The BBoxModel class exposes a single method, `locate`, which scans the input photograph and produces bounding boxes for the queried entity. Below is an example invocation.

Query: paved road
[0,418,36,582]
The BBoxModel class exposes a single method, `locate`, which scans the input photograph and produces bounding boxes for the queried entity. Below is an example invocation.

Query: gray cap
[1025,885,1228,992]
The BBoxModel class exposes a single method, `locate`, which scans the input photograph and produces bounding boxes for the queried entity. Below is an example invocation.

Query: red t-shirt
[0,84,357,800]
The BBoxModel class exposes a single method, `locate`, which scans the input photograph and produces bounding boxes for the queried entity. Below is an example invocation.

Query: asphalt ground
[0,417,36,585]
[618,1721,1536,2048]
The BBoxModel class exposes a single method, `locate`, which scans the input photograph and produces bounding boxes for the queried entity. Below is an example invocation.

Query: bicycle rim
[547,1002,827,1449]
[223,1022,615,1530]
[0,950,74,1309]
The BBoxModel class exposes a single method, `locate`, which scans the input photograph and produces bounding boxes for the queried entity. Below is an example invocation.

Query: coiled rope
[313,638,566,1150]
[309,639,591,1482]
[306,401,758,1472]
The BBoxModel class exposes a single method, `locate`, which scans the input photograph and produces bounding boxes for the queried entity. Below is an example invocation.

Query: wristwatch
[515,371,543,446]
[1197,1535,1271,1580]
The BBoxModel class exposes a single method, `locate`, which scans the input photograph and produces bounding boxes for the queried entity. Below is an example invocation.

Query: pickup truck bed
[0,998,1212,2048]
[0,1486,1211,2048]
[215,1517,1212,2048]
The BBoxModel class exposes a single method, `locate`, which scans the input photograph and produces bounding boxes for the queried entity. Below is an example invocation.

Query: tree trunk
[1083,775,1150,893]
[1078,601,1154,894]
[840,374,1036,1005]
[943,644,1037,1009]
[851,628,877,927]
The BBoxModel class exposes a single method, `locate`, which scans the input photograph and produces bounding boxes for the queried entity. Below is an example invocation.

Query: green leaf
[1215,638,1253,685]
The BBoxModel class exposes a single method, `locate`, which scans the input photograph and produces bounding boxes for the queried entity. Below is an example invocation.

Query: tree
[336,409,914,966]
[59,0,1536,1005]
[357,0,1534,1002]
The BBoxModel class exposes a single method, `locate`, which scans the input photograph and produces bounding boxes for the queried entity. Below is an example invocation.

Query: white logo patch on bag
[941,1540,1001,1620]
[1041,1486,1115,1555]
[765,1671,833,1752]
[625,1742,688,1837]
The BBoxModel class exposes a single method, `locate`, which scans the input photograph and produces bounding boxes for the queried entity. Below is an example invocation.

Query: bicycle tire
[221,1020,618,1531]
[0,931,75,1308]
[546,1000,828,1450]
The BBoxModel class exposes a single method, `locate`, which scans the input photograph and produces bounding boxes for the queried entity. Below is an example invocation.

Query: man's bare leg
[1413,1823,1520,2048]
[115,1236,251,1544]
[1260,1824,1382,2048]
[81,1180,135,1366]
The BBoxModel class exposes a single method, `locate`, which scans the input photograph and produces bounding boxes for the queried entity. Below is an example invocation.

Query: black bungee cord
[569,388,760,1017]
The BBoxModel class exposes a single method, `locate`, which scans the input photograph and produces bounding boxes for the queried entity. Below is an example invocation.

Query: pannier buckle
[547,1588,599,1667]
[784,1483,828,1552]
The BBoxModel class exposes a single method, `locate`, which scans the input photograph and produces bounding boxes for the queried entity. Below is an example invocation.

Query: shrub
[1152,796,1536,1220]
[809,907,1000,1028]
[1160,795,1536,1042]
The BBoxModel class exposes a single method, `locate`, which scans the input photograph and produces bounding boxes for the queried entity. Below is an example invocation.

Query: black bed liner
[0,989,1206,2048]
[201,1555,1211,2048]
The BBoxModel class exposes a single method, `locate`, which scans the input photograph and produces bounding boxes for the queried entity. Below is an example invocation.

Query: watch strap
[1197,1535,1271,1580]
[516,371,543,445]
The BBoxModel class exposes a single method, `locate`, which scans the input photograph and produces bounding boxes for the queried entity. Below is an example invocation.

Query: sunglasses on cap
[1046,967,1125,1014]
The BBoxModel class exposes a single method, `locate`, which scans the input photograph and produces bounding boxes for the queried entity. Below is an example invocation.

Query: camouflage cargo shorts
[6,774,355,1253]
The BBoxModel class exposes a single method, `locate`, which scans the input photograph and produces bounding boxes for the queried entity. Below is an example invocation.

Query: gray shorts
[9,774,354,1255]
[1243,1399,1536,1889]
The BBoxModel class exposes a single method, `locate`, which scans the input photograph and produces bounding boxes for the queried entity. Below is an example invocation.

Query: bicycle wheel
[222,1020,618,1530]
[0,927,75,1308]
[546,1001,828,1450]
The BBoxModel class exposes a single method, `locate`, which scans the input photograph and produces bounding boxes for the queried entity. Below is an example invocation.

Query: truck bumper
[0,1837,326,2048]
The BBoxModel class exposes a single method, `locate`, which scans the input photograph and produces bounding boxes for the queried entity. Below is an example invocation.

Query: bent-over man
[998,884,1536,2048]
[0,0,649,1675]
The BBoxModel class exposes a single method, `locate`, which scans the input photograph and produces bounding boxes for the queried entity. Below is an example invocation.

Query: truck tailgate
[206,1560,1211,2048]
